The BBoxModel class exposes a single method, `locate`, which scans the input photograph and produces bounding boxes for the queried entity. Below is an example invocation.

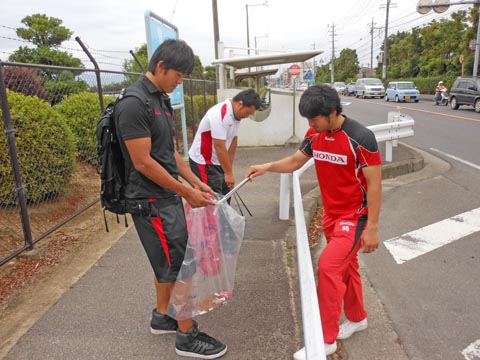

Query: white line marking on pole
[384,207,480,264]
[462,339,480,360]
[431,148,480,171]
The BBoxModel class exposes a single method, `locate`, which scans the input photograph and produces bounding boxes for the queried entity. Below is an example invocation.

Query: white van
[355,78,385,99]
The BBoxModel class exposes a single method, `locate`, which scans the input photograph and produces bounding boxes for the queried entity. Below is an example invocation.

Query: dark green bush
[54,92,114,164]
[0,90,77,205]
[181,94,216,128]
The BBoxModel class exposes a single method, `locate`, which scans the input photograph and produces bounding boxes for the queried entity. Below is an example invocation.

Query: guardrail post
[279,173,291,220]
[385,110,400,162]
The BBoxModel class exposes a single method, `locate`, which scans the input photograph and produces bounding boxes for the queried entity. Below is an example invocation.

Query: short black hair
[147,39,195,75]
[298,84,343,118]
[232,88,262,109]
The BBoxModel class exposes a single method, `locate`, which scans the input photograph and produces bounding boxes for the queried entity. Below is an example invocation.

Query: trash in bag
[167,196,245,320]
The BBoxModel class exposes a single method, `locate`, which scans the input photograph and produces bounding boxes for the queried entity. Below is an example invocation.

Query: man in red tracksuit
[247,84,382,359]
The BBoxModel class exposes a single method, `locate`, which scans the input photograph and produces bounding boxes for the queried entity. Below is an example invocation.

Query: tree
[387,29,422,78]
[8,14,86,103]
[204,66,216,81]
[15,14,72,48]
[123,44,148,74]
[334,49,359,82]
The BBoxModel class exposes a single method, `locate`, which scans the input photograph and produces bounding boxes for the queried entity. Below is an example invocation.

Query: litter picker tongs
[215,177,251,207]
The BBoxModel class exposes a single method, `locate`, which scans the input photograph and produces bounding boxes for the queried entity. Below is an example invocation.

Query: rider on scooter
[434,81,447,105]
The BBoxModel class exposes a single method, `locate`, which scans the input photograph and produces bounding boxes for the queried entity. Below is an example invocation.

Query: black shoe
[150,308,178,335]
[175,321,227,359]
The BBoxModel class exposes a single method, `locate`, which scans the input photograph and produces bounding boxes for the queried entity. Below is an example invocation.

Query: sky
[0,0,473,73]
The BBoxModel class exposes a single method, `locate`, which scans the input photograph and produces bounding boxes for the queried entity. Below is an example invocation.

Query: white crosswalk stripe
[462,339,480,360]
[384,207,480,264]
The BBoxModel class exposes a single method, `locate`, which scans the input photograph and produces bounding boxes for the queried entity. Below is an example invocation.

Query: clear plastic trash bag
[167,197,245,320]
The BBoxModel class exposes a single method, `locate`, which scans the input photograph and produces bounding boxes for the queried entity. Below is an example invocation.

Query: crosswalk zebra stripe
[384,207,480,265]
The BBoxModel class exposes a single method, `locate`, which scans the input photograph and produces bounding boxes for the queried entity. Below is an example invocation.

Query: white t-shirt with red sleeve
[188,99,240,165]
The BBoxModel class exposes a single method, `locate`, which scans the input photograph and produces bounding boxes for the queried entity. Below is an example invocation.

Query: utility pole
[212,0,220,88]
[381,0,396,82]
[328,23,337,83]
[368,18,383,76]
[212,0,219,60]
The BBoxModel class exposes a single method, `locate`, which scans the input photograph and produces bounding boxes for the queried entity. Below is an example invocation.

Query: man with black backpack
[114,39,227,359]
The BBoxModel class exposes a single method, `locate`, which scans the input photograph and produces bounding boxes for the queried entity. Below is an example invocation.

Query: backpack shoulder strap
[116,87,153,121]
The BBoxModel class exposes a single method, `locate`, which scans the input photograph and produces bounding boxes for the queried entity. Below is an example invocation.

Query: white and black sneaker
[175,321,227,359]
[150,309,178,335]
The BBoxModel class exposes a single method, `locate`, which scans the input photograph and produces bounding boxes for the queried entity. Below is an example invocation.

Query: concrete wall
[217,88,309,147]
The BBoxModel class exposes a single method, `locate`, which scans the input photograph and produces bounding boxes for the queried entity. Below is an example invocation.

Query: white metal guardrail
[281,112,415,360]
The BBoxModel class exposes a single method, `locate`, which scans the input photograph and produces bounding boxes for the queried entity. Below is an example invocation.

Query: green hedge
[183,94,216,127]
[0,90,77,205]
[54,92,115,164]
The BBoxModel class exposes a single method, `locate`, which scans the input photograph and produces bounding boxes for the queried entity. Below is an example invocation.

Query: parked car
[332,81,346,94]
[385,81,420,103]
[355,78,385,99]
[343,81,356,96]
[449,77,480,113]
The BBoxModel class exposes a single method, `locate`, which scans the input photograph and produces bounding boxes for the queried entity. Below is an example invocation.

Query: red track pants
[317,213,368,344]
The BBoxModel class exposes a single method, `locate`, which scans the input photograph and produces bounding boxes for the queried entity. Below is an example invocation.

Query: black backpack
[96,88,149,231]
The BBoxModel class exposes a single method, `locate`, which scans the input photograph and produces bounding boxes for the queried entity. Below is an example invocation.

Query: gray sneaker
[150,309,178,335]
[175,321,227,359]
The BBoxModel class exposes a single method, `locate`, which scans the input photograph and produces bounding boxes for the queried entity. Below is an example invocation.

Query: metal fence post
[0,64,34,250]
[75,36,105,112]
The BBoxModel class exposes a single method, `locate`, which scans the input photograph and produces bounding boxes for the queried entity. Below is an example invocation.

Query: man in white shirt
[189,89,261,197]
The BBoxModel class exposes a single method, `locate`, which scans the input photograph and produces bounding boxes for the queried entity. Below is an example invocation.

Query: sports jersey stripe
[221,103,227,121]
[343,131,368,215]
[197,163,208,184]
[151,215,172,266]
[200,131,214,165]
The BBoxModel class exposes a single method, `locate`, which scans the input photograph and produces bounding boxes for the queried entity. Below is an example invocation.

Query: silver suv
[355,78,385,99]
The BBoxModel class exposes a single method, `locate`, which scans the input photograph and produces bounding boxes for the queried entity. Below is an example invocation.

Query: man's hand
[184,188,215,208]
[246,163,270,179]
[361,226,379,253]
[224,172,235,189]
[194,182,215,197]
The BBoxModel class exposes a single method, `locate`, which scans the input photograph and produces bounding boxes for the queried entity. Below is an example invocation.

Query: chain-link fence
[0,60,216,267]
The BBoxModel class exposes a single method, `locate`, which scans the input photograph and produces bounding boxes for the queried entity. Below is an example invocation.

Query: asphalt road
[341,95,480,360]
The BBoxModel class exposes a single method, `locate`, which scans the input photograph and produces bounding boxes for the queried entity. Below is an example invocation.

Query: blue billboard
[144,11,184,105]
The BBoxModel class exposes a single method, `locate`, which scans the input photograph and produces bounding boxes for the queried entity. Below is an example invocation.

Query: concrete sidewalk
[2,143,421,360]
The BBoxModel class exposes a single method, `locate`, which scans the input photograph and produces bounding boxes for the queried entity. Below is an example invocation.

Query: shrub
[2,66,47,99]
[54,92,114,164]
[182,94,216,128]
[0,90,77,205]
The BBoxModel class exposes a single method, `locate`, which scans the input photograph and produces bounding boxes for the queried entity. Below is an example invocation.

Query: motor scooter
[439,88,449,106]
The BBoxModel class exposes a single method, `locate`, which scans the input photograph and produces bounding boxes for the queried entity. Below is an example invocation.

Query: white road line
[431,148,480,171]
[462,339,480,360]
[384,207,480,264]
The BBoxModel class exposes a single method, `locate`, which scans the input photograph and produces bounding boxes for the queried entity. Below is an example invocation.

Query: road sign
[288,64,301,76]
